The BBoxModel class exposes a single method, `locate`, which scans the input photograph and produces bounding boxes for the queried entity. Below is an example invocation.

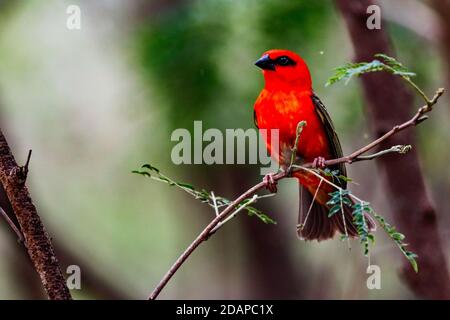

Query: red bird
[254,49,374,241]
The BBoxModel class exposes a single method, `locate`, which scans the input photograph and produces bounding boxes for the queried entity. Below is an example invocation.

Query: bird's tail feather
[298,184,375,241]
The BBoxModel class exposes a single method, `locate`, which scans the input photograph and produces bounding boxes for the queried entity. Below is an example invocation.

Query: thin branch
[289,121,307,168]
[24,149,32,174]
[298,178,323,231]
[294,166,364,204]
[211,192,219,217]
[339,189,351,250]
[148,179,269,300]
[302,88,444,168]
[148,87,443,300]
[353,145,411,162]
[0,206,23,242]
[210,194,258,234]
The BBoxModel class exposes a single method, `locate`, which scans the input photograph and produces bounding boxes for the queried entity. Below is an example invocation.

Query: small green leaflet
[325,189,418,271]
[133,164,277,225]
[374,213,419,273]
[325,53,416,87]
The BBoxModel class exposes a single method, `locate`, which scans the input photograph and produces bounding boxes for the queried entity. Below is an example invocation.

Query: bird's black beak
[255,54,275,71]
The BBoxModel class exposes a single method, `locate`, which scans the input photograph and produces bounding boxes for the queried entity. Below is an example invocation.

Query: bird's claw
[312,156,326,169]
[263,173,278,193]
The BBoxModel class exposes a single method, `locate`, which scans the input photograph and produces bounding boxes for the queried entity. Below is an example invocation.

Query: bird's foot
[312,156,326,169]
[263,173,278,193]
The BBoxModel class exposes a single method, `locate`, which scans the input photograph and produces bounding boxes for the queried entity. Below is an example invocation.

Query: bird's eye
[276,56,295,67]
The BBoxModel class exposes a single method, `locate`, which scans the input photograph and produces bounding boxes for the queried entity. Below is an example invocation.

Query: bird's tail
[297,184,376,241]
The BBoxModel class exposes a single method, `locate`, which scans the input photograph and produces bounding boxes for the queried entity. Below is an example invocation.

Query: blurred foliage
[258,0,331,49]
[133,163,277,224]
[135,1,229,126]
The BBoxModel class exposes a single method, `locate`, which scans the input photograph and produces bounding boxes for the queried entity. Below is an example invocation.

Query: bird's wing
[311,93,347,189]
[253,109,259,129]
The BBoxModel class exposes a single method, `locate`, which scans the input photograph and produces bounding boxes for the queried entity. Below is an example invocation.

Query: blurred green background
[0,0,448,299]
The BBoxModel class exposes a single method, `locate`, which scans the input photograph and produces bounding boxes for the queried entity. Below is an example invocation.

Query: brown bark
[429,0,450,113]
[0,129,72,300]
[134,0,189,21]
[335,0,450,299]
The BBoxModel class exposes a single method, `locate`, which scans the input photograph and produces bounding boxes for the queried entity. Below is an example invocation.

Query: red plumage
[254,49,374,240]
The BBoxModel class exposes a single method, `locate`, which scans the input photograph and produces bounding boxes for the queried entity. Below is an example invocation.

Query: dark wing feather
[311,93,347,189]
[253,110,258,129]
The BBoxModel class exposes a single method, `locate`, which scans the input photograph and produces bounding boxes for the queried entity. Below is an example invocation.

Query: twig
[148,180,269,300]
[299,178,323,231]
[294,166,365,205]
[210,194,258,234]
[339,189,351,250]
[211,192,219,217]
[353,145,411,162]
[13,149,32,184]
[302,88,443,168]
[148,87,443,300]
[289,121,307,168]
[0,206,24,242]
[24,149,32,174]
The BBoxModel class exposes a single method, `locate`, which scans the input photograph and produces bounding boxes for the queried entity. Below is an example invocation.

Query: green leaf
[374,54,416,77]
[409,258,419,273]
[132,170,151,177]
[338,175,352,182]
[342,197,352,206]
[177,183,195,190]
[392,232,405,241]
[142,164,160,173]
[325,60,385,86]
[374,212,418,272]
[326,54,416,87]
[246,207,277,225]
[135,164,277,226]
[328,205,341,217]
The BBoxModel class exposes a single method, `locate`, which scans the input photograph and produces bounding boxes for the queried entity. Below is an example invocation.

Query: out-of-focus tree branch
[429,0,450,114]
[335,0,450,299]
[379,0,440,43]
[376,0,450,115]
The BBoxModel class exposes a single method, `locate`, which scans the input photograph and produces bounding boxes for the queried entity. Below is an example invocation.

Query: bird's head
[255,49,312,91]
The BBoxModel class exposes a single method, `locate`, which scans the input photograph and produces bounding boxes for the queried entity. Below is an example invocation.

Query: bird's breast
[254,89,331,165]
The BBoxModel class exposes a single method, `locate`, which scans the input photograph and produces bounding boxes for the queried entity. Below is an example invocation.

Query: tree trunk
[429,0,450,114]
[335,0,450,299]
